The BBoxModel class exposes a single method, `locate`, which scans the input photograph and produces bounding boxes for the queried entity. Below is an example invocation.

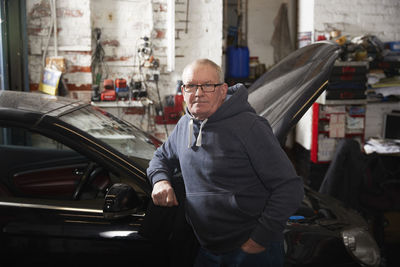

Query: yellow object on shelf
[38,68,62,95]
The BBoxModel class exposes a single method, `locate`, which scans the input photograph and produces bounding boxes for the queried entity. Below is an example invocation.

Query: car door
[0,126,162,265]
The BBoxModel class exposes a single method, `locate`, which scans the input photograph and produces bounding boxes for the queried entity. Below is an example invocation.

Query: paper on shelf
[329,113,345,138]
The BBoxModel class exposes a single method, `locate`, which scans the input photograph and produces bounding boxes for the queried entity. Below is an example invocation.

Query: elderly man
[147,58,303,267]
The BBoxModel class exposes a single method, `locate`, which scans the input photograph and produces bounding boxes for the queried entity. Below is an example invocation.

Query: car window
[0,127,71,150]
[0,127,111,202]
[57,106,157,161]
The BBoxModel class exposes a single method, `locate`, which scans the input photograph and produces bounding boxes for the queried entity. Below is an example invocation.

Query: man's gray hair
[182,58,224,83]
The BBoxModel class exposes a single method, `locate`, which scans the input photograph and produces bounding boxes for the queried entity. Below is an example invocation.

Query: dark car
[0,42,380,267]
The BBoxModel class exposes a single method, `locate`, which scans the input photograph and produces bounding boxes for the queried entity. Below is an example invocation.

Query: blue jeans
[193,242,284,267]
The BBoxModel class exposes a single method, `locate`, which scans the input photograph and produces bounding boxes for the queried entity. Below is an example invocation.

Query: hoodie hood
[184,83,256,147]
[208,83,256,122]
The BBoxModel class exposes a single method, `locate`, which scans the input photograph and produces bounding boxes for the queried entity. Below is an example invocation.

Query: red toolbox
[115,78,127,88]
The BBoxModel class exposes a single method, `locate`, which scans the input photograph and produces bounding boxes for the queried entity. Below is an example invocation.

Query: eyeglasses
[182,83,223,93]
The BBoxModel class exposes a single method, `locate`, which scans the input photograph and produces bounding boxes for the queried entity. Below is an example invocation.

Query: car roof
[0,90,85,116]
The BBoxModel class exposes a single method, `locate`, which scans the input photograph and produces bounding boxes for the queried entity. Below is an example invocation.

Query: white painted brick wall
[27,0,92,91]
[314,0,400,41]
[174,0,223,77]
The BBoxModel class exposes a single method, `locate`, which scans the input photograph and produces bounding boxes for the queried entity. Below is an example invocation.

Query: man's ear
[222,83,228,96]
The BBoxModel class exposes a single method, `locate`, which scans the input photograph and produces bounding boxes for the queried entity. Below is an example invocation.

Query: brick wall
[27,0,92,99]
[175,0,223,77]
[314,0,400,42]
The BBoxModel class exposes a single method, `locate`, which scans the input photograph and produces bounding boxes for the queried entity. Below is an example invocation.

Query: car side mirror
[103,183,141,219]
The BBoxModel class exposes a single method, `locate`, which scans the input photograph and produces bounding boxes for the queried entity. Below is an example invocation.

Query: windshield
[58,105,157,161]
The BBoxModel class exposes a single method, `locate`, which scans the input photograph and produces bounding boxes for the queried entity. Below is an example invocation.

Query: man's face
[182,64,228,120]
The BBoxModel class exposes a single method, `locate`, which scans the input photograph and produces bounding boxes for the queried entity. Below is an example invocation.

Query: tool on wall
[91,84,101,101]
[137,36,152,61]
[136,36,159,69]
[154,73,169,137]
[132,36,154,102]
[91,28,109,87]
[133,36,167,135]
[91,28,110,102]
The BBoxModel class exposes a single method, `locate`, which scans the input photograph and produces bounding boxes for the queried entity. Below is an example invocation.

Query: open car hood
[248,41,340,145]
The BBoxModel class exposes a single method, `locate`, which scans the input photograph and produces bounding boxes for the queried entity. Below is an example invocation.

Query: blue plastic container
[226,46,250,78]
[289,215,305,221]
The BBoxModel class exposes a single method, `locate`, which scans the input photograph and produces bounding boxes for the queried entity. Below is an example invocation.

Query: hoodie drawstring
[188,118,208,148]
[188,118,194,148]
[196,119,208,147]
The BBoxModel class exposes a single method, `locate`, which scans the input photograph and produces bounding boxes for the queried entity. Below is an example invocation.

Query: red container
[174,93,184,113]
[101,90,116,101]
[103,79,114,90]
[115,78,127,88]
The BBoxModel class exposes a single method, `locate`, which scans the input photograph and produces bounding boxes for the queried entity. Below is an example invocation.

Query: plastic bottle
[226,46,250,78]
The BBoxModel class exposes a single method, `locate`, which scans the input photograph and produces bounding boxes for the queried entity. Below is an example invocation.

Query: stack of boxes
[312,61,368,163]
[115,78,129,100]
[326,61,369,101]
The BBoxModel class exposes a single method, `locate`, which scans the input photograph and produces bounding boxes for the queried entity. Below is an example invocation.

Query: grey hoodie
[147,83,304,254]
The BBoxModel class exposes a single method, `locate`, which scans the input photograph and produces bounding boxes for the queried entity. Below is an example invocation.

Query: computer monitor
[383,111,400,140]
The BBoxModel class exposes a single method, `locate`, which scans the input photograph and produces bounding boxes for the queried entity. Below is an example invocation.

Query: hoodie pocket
[185,191,257,234]
[230,193,263,217]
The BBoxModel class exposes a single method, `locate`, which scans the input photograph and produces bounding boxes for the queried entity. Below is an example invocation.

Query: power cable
[154,74,168,137]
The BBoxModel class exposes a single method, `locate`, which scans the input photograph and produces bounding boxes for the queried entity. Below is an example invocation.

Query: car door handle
[73,169,84,176]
